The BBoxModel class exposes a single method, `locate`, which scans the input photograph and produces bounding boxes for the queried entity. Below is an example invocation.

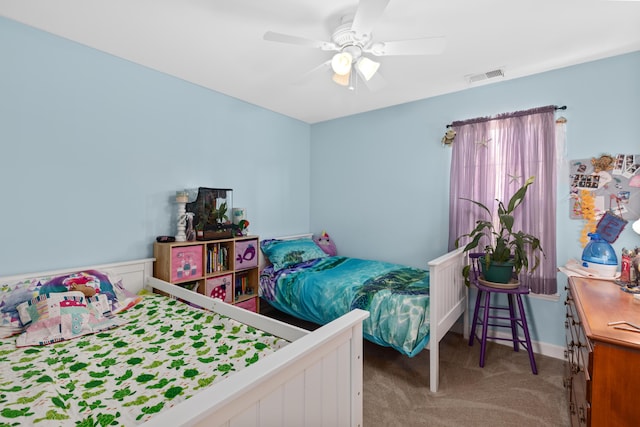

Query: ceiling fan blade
[293,60,332,85]
[263,31,337,51]
[351,0,391,39]
[367,37,446,56]
[355,67,387,92]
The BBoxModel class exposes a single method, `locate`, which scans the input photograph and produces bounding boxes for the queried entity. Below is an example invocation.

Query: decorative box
[234,239,258,270]
[186,187,234,240]
[205,274,233,303]
[235,297,257,313]
[170,245,203,282]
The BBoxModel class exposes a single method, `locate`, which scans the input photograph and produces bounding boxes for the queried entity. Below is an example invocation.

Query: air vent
[466,68,505,84]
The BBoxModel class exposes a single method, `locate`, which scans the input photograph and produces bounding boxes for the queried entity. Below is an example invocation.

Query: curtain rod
[445,105,567,128]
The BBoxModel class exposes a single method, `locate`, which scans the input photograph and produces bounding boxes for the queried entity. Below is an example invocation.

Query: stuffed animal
[441,128,456,146]
[70,283,97,298]
[591,154,615,173]
[313,231,337,256]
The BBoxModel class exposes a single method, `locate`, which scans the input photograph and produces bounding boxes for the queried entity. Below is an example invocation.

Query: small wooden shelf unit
[153,235,260,312]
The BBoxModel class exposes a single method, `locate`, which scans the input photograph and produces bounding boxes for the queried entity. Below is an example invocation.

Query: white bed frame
[2,244,466,425]
[0,258,369,427]
[426,247,469,392]
[260,234,469,393]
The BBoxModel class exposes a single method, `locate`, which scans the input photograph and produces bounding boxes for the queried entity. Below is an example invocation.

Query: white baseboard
[471,329,566,360]
[451,319,566,361]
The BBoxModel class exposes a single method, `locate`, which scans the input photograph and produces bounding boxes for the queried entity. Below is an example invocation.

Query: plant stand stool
[468,280,538,374]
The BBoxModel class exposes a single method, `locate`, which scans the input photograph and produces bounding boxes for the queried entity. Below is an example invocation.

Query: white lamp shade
[356,57,380,81]
[331,52,353,75]
[332,71,350,86]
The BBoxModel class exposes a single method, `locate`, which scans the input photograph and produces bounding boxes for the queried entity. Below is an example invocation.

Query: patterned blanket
[260,256,431,357]
[0,294,288,426]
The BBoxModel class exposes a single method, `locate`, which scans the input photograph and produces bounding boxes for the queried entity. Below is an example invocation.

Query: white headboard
[0,258,155,294]
[258,233,313,271]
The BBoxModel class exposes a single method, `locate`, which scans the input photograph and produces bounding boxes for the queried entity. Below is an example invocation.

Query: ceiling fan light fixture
[331,52,353,75]
[356,57,380,81]
[332,71,350,86]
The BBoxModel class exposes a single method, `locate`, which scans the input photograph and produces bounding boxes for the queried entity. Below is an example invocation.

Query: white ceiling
[2,0,640,124]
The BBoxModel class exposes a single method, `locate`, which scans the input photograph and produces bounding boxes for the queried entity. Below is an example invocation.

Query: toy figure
[235,219,250,236]
[185,212,196,241]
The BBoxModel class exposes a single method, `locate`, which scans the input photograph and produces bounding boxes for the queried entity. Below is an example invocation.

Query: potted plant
[195,221,205,239]
[212,201,229,226]
[455,176,544,286]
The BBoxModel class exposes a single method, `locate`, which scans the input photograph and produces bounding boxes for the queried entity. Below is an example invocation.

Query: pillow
[0,278,46,338]
[38,269,143,314]
[15,292,126,347]
[2,268,140,330]
[261,238,328,271]
[0,269,140,339]
[110,278,143,314]
[39,270,117,302]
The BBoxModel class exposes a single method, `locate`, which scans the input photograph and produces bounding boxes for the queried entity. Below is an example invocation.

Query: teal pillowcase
[261,238,328,271]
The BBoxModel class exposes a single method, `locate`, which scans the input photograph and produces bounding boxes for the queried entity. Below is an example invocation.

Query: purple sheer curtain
[448,106,557,294]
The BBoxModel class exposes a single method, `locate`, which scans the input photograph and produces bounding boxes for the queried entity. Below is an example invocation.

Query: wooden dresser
[564,276,640,426]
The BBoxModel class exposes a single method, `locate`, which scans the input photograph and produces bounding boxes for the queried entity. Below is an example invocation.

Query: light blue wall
[0,17,311,275]
[310,51,640,349]
[3,16,639,350]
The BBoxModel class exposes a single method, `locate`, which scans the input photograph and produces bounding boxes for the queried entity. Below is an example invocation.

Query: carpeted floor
[363,332,569,426]
[262,303,570,427]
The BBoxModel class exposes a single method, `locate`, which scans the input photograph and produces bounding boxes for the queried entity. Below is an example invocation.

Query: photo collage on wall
[570,153,640,242]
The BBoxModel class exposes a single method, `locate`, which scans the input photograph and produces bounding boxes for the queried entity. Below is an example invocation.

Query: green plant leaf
[507,176,534,212]
[455,175,544,281]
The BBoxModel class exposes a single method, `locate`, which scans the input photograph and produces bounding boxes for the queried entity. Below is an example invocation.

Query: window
[448,106,558,294]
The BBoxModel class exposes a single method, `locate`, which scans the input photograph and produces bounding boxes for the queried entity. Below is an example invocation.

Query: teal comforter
[260,256,431,357]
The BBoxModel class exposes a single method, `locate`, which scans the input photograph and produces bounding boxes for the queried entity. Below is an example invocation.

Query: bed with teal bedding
[260,251,433,357]
[0,293,288,426]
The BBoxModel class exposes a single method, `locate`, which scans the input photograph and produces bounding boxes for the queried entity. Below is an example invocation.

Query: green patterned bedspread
[0,294,288,426]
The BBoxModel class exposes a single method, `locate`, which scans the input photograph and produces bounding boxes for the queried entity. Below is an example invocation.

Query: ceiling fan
[263,0,445,90]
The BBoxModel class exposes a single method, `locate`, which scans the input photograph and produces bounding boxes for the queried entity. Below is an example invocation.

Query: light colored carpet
[363,332,569,426]
[261,304,569,426]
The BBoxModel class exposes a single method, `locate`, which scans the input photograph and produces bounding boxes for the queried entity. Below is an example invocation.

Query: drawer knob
[578,406,586,423]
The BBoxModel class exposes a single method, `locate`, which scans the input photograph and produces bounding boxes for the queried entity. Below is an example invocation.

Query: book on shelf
[235,274,248,296]
[207,244,228,273]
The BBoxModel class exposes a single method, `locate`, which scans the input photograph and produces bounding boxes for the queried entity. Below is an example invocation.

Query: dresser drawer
[564,286,593,427]
[571,370,591,426]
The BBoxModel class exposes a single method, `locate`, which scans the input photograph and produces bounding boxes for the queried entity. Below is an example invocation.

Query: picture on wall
[569,153,640,223]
